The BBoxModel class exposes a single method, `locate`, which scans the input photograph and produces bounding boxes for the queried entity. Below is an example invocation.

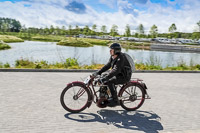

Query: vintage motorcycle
[60,75,151,113]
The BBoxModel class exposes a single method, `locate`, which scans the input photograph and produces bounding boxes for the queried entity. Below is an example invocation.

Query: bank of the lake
[1,32,200,52]
[1,41,200,68]
[1,58,200,71]
[0,33,151,49]
[0,35,24,43]
[0,41,11,50]
[151,43,200,52]
[57,38,93,47]
[0,35,25,50]
[31,35,65,42]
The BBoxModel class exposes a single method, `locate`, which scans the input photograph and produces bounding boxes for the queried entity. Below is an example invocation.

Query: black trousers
[104,76,128,99]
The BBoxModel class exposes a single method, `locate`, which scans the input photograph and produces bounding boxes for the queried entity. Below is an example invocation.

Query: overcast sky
[0,0,200,34]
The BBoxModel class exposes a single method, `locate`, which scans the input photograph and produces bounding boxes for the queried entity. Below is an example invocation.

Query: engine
[96,86,110,108]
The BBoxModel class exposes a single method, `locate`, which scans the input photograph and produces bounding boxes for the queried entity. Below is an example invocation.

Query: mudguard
[118,81,147,96]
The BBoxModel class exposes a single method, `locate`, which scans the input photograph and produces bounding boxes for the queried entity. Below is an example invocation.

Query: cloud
[99,0,116,8]
[136,0,200,33]
[132,0,148,4]
[65,1,86,14]
[0,0,200,34]
[117,0,138,16]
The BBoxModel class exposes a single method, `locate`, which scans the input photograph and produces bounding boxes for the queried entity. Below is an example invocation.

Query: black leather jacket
[97,52,132,81]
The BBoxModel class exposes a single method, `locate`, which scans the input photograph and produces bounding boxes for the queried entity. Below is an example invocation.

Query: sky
[0,0,200,34]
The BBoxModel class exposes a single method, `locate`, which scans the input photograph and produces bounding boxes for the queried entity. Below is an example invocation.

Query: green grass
[0,43,11,50]
[79,38,111,46]
[119,41,151,50]
[0,35,24,43]
[13,58,104,69]
[57,38,93,47]
[31,35,66,42]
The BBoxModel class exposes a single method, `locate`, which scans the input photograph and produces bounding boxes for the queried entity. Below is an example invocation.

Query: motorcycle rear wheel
[119,83,145,111]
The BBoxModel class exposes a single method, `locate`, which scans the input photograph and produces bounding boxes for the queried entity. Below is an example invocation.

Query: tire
[60,82,90,113]
[119,83,145,111]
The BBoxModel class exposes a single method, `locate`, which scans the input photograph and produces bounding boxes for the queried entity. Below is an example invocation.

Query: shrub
[4,63,10,68]
[15,58,35,68]
[195,64,200,70]
[64,58,79,68]
[35,60,49,69]
[0,62,3,68]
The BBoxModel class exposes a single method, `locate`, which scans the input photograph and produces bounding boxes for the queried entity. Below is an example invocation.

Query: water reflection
[0,41,200,67]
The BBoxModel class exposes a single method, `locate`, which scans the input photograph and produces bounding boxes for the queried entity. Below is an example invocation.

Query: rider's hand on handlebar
[94,77,105,85]
[97,77,107,84]
[92,72,99,78]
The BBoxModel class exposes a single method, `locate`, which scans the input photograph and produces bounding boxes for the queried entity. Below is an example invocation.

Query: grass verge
[0,58,200,71]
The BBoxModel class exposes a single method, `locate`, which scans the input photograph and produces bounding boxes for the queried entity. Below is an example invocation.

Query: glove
[92,71,99,77]
[98,77,107,84]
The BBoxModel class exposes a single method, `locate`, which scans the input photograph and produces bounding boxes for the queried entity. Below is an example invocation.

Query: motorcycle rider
[93,43,132,106]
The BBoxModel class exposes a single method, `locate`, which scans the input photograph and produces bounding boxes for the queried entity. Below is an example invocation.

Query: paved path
[0,72,200,133]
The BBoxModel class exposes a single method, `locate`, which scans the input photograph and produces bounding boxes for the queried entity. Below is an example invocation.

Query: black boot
[107,90,119,107]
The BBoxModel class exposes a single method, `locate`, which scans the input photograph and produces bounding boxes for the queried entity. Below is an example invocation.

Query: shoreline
[0,68,200,73]
[151,43,200,53]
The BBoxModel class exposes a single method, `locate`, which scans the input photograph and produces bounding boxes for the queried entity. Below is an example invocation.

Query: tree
[137,24,144,35]
[50,25,55,34]
[173,32,181,38]
[149,24,158,38]
[74,25,80,36]
[110,24,118,36]
[61,26,66,35]
[2,23,9,32]
[10,19,21,32]
[44,26,50,35]
[54,26,60,35]
[38,27,44,35]
[83,25,90,35]
[197,20,200,32]
[101,25,107,34]
[68,25,72,35]
[169,23,177,33]
[0,17,21,32]
[91,24,97,35]
[134,33,139,38]
[192,32,200,39]
[19,25,27,38]
[124,24,131,37]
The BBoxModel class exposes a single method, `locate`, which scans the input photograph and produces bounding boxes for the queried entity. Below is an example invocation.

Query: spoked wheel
[60,82,90,113]
[119,83,145,111]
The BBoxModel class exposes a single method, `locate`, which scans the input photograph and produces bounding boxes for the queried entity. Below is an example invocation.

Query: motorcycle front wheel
[60,82,90,113]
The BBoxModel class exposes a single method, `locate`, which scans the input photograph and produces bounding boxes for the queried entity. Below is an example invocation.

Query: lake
[1,41,200,67]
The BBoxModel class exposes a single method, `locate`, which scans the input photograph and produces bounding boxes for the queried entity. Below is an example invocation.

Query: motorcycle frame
[82,76,150,108]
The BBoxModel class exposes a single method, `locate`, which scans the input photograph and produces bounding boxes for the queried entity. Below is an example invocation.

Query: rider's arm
[104,54,124,80]
[97,57,112,75]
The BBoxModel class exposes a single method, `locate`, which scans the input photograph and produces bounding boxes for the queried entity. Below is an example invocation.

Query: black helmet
[109,43,121,54]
